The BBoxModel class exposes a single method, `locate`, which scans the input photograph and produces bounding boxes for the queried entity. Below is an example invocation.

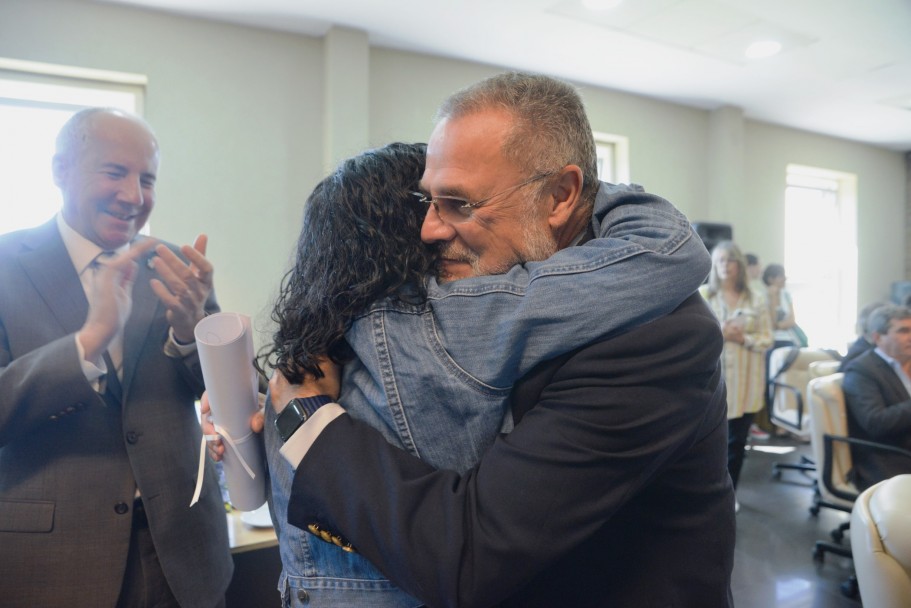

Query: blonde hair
[705,240,751,299]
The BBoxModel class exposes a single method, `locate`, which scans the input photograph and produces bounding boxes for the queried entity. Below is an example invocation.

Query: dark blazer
[288,293,735,608]
[0,220,233,607]
[842,349,911,490]
[839,336,874,371]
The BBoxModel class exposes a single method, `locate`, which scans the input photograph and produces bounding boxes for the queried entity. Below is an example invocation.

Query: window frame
[0,57,147,236]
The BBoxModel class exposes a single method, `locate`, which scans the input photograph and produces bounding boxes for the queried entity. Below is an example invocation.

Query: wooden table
[226,509,278,553]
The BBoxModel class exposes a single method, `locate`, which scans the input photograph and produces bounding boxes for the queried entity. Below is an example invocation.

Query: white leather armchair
[807,373,856,570]
[807,373,856,514]
[808,359,841,380]
[851,474,911,608]
[769,347,840,438]
[769,347,840,479]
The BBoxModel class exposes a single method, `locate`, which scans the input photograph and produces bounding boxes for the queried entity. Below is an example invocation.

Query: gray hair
[868,304,911,336]
[857,301,885,338]
[435,72,599,208]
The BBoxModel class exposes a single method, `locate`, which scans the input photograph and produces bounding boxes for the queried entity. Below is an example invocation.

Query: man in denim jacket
[273,73,735,608]
[264,162,710,606]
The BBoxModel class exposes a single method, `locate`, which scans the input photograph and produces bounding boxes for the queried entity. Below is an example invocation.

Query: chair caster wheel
[840,576,858,598]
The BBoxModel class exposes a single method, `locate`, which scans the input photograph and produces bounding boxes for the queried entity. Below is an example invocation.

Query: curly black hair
[258,142,435,383]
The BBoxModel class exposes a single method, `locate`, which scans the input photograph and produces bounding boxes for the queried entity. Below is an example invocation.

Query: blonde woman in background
[700,241,773,496]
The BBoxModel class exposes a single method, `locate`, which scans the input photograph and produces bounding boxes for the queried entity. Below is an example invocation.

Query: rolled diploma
[195,312,266,511]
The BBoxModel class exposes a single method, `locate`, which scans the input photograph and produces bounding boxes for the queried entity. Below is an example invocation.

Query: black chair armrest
[821,434,911,502]
[768,380,804,431]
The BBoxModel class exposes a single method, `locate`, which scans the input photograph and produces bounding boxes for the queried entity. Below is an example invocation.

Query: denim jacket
[265,182,711,607]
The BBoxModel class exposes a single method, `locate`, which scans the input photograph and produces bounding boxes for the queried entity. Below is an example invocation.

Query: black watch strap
[275,395,333,443]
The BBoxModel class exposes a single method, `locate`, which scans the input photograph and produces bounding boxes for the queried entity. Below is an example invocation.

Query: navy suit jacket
[288,293,735,608]
[0,219,232,607]
[842,349,911,490]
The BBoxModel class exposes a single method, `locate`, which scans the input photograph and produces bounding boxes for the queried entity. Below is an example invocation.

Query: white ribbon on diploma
[191,312,266,511]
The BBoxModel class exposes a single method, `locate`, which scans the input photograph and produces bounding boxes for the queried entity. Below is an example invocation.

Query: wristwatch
[275,395,333,442]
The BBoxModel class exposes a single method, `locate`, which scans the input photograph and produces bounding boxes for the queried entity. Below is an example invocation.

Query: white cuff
[164,327,198,358]
[279,403,346,470]
[75,335,105,386]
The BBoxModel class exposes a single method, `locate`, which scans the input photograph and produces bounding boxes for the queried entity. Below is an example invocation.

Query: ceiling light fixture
[744,40,782,59]
[582,0,624,10]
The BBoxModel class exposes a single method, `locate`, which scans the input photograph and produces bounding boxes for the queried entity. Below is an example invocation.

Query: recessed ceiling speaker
[691,222,733,254]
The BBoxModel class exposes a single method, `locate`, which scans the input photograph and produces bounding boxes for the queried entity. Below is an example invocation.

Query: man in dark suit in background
[0,108,232,606]
[842,304,911,490]
[840,300,884,371]
[270,72,734,608]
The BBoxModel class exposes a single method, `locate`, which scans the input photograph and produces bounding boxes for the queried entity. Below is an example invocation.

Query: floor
[731,435,861,607]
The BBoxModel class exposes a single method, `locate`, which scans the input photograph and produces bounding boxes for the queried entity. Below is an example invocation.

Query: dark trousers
[728,413,755,489]
[116,499,226,608]
[116,499,180,608]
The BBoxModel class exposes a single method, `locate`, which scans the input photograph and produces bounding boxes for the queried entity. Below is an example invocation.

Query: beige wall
[906,152,911,283]
[742,123,906,303]
[2,0,907,346]
[1,0,323,343]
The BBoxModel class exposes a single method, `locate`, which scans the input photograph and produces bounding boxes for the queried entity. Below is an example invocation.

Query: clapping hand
[77,239,156,364]
[150,234,214,344]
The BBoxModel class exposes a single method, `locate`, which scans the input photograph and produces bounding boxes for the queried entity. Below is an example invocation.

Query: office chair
[807,375,911,597]
[808,359,841,380]
[851,474,911,608]
[768,347,839,478]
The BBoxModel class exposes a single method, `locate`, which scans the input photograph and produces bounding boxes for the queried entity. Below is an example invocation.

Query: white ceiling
[97,0,911,152]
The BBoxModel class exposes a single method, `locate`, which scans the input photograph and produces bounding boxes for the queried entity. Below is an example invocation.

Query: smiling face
[418,109,557,282]
[54,111,159,250]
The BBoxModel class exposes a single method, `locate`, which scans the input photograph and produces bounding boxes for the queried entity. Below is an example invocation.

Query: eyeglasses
[412,172,554,223]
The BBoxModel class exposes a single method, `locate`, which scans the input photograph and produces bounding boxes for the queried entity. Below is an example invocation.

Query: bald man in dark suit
[0,108,231,607]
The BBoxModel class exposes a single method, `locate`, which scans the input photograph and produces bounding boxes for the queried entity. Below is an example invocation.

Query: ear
[51,153,68,188]
[545,165,584,230]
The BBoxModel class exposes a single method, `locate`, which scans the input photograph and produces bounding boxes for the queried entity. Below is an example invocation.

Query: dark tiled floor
[731,436,861,607]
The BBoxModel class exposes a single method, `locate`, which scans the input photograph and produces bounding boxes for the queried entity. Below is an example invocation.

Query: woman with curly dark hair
[259,142,435,384]
[236,141,711,606]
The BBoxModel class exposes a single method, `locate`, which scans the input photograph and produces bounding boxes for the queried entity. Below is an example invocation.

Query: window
[593,131,629,184]
[0,58,146,236]
[784,165,858,350]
